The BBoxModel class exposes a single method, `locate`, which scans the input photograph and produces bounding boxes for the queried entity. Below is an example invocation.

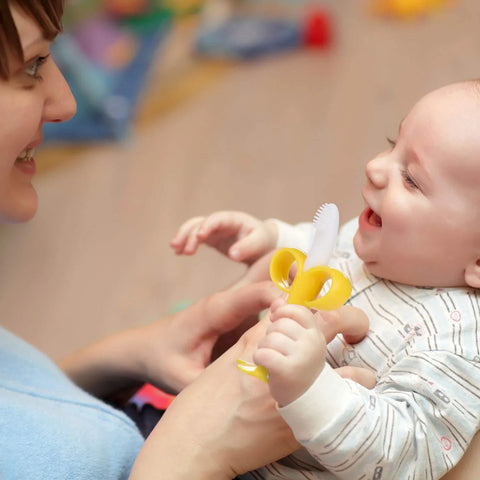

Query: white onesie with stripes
[241,217,480,480]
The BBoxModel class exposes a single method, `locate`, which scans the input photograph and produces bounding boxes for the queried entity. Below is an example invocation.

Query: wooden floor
[2,0,480,360]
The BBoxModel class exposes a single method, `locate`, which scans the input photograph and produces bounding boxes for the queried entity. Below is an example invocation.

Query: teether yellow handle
[269,248,352,310]
[237,248,353,383]
[302,266,352,310]
[269,248,306,293]
[236,359,270,383]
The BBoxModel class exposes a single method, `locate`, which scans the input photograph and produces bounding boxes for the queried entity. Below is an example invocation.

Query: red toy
[132,383,176,410]
[304,8,333,48]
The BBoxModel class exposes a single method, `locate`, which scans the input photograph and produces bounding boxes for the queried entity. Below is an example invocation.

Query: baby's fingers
[195,211,237,240]
[253,347,286,374]
[270,303,316,330]
[183,225,204,254]
[228,229,269,263]
[264,317,305,343]
[258,333,293,359]
[170,216,205,254]
[258,321,300,354]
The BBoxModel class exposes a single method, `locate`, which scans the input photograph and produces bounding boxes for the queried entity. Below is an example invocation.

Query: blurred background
[1,0,480,360]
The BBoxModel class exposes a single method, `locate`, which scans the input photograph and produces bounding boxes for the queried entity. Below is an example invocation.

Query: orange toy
[370,0,451,19]
[105,0,150,17]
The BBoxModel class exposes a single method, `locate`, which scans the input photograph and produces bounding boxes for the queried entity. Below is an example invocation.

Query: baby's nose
[365,156,388,189]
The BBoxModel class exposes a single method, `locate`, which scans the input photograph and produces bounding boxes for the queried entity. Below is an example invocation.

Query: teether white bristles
[303,203,339,270]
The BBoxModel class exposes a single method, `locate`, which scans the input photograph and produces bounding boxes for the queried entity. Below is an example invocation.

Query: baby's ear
[465,259,480,288]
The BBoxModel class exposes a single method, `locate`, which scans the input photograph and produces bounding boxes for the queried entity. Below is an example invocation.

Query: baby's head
[354,80,480,288]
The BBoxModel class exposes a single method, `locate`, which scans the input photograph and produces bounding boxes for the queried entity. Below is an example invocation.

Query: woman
[0,1,476,478]
[0,1,290,477]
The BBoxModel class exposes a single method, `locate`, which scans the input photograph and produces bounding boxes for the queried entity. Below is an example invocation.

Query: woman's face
[0,3,76,223]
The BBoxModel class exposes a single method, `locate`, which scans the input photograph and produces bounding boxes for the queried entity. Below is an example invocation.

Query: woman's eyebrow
[10,38,49,75]
[20,38,51,66]
[21,32,49,58]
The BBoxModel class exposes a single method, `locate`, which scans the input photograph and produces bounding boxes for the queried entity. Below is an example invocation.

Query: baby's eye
[24,55,49,80]
[386,137,396,148]
[401,168,419,190]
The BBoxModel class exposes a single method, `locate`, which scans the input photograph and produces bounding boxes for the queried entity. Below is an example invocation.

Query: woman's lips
[14,144,39,177]
[14,156,36,176]
[359,206,382,232]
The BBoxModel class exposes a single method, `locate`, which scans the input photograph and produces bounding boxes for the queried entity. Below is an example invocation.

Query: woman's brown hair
[0,0,64,79]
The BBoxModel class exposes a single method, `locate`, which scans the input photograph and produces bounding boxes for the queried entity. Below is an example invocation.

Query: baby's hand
[253,299,327,407]
[170,211,278,265]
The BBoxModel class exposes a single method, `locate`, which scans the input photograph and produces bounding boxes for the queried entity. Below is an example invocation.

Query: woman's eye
[24,55,49,80]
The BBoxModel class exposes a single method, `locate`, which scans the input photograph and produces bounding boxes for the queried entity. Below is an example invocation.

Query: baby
[171,80,480,479]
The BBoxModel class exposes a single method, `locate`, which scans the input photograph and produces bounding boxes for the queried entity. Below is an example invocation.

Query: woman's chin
[0,190,38,223]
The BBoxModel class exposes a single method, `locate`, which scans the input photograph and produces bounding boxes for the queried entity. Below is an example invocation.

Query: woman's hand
[130,314,301,480]
[59,281,281,399]
[142,280,281,393]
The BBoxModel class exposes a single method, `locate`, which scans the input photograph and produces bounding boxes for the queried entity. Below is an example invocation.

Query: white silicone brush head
[304,203,339,269]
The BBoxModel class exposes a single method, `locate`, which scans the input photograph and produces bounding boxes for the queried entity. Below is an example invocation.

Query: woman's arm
[129,315,300,479]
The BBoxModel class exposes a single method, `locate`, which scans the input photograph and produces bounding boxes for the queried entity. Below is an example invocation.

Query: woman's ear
[465,259,480,288]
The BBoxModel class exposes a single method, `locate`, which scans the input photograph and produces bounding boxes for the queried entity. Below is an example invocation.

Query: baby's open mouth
[368,208,382,227]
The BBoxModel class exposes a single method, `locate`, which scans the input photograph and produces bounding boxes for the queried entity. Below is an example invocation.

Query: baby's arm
[170,211,278,265]
[253,301,375,407]
[253,299,328,407]
[277,346,480,479]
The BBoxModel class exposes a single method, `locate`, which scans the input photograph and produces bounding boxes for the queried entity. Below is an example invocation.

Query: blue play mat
[44,17,171,144]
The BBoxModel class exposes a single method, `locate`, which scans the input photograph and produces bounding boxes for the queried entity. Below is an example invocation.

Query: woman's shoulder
[0,326,143,479]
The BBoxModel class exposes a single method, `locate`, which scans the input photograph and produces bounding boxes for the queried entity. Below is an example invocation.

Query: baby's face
[354,83,480,287]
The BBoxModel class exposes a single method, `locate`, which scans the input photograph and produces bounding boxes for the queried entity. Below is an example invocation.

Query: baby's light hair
[461,78,480,97]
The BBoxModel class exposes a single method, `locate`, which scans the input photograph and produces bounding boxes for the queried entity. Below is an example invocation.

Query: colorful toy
[105,0,151,17]
[44,10,171,143]
[73,16,139,69]
[195,3,334,60]
[304,8,332,48]
[237,203,352,383]
[131,383,176,409]
[370,0,451,19]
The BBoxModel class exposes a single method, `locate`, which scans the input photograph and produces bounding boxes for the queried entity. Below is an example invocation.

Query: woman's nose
[41,60,77,124]
[365,154,389,189]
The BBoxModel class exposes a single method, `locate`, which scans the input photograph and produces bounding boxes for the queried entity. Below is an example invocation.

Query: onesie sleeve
[268,219,314,252]
[278,347,480,479]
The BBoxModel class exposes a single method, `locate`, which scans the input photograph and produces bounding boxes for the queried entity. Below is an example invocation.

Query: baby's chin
[362,263,442,287]
[352,240,409,283]
[352,229,370,262]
